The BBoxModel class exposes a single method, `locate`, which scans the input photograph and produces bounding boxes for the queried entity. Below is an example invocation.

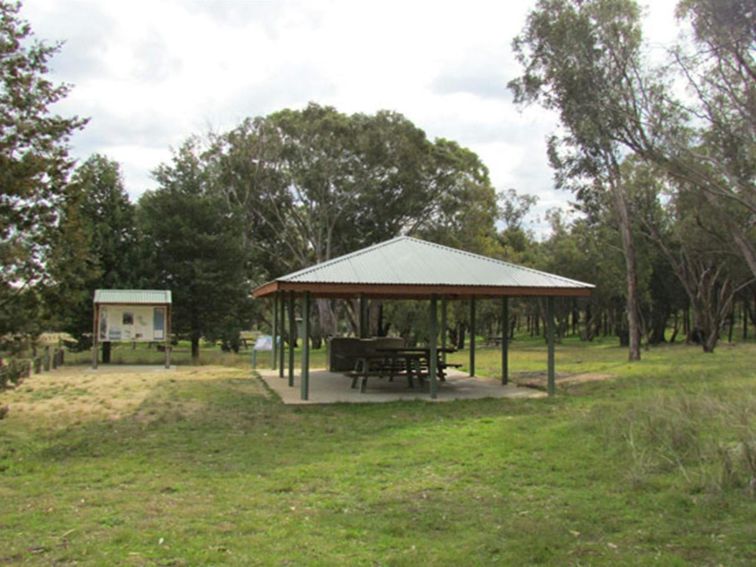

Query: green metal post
[288,291,295,387]
[301,292,311,401]
[278,294,285,378]
[271,294,278,370]
[429,295,439,399]
[469,297,476,377]
[502,296,509,385]
[547,296,556,396]
[359,295,368,338]
[441,297,448,364]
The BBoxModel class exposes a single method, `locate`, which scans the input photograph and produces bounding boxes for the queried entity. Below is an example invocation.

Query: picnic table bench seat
[347,354,417,392]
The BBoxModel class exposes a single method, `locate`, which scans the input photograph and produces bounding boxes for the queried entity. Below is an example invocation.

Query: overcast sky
[24,0,681,231]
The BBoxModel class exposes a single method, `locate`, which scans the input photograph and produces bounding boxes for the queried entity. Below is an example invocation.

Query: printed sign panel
[98,306,167,342]
[254,335,273,351]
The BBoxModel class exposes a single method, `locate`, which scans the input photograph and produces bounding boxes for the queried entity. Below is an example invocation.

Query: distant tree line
[0,0,753,362]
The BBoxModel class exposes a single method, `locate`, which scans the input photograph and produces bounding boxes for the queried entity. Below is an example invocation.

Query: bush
[0,358,31,389]
[594,391,756,493]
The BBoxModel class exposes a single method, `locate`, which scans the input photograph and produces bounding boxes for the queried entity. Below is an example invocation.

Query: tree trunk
[343,300,359,336]
[582,303,594,341]
[377,303,389,337]
[611,180,641,361]
[456,322,466,350]
[316,299,336,338]
[191,336,200,362]
[743,299,749,340]
[648,303,670,345]
[572,300,579,336]
[702,330,718,353]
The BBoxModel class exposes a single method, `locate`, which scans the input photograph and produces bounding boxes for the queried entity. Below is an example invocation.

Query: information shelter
[92,289,172,368]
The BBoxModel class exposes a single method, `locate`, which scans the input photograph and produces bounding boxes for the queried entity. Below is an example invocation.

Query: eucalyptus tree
[210,104,499,338]
[601,0,756,278]
[0,0,87,334]
[665,0,756,275]
[510,0,648,360]
[628,158,753,352]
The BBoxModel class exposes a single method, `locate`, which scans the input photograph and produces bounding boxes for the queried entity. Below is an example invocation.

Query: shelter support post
[359,295,368,338]
[441,298,448,364]
[469,297,476,377]
[501,297,509,385]
[547,296,556,396]
[165,304,171,368]
[272,294,278,370]
[288,291,295,387]
[429,295,439,399]
[301,292,311,401]
[278,294,285,378]
[92,304,99,369]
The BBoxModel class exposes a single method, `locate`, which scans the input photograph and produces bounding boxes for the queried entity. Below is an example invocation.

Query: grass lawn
[1,339,754,565]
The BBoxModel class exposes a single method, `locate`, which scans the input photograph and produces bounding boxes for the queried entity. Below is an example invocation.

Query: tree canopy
[0,0,86,334]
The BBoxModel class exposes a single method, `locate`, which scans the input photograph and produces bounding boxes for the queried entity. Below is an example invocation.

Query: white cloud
[23,0,681,222]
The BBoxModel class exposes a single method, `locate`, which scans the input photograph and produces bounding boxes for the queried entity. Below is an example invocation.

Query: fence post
[43,347,51,371]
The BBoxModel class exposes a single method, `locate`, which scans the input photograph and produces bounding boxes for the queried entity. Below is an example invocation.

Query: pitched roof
[94,289,172,305]
[253,237,593,298]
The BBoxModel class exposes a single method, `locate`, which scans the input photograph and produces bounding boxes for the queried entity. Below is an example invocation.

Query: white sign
[254,335,273,351]
[98,306,167,342]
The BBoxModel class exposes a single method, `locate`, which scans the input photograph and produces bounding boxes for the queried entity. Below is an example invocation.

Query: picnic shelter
[251,237,593,401]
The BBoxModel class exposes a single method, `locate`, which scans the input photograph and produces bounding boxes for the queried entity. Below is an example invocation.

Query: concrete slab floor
[257,367,546,404]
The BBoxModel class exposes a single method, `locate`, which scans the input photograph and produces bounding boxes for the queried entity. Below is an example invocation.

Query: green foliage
[210,103,499,278]
[510,0,650,360]
[0,0,87,334]
[208,104,499,337]
[45,154,139,347]
[0,356,28,388]
[139,139,251,360]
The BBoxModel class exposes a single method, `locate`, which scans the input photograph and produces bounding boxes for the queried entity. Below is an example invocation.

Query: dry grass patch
[0,365,262,429]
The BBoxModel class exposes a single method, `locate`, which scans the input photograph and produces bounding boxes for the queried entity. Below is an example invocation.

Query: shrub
[0,358,31,389]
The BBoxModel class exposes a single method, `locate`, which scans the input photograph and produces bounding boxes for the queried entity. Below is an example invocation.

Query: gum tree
[509,0,647,360]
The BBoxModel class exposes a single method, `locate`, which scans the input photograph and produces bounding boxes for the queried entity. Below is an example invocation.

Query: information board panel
[98,306,167,342]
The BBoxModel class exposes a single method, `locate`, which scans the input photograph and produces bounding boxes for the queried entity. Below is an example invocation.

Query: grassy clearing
[1,341,754,565]
[63,340,329,369]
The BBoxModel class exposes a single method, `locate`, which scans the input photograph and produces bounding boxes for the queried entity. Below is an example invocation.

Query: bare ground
[514,371,614,390]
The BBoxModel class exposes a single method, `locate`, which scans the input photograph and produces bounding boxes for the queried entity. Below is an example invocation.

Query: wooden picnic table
[347,346,462,393]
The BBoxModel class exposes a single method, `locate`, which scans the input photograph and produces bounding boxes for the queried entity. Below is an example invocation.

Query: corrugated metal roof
[94,289,172,304]
[277,237,593,289]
